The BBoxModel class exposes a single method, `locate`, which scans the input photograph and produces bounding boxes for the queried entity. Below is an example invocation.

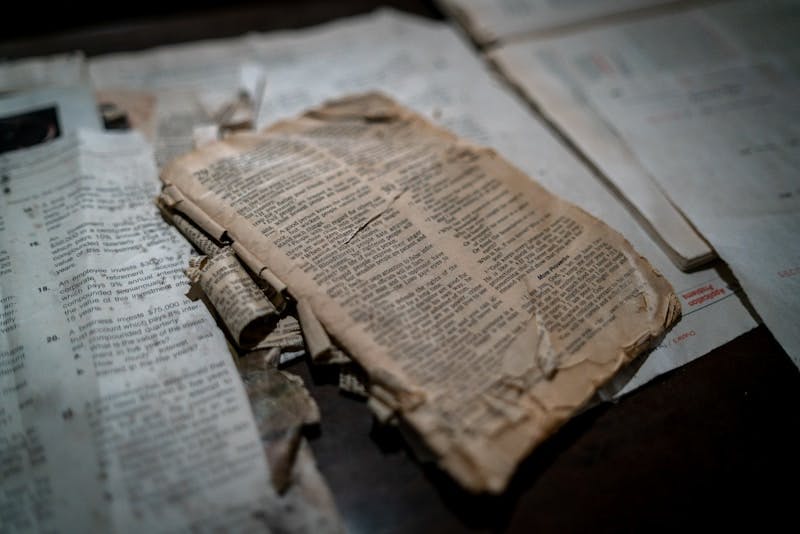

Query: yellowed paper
[186,246,279,347]
[193,124,221,149]
[245,9,754,398]
[297,300,351,365]
[161,93,679,492]
[161,204,224,256]
[339,363,369,398]
[250,315,305,352]
[238,351,320,493]
[160,199,289,318]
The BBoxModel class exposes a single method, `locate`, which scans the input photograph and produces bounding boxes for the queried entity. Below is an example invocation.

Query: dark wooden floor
[4,2,799,532]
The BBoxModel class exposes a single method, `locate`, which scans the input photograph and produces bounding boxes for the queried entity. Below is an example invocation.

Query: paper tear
[342,189,406,245]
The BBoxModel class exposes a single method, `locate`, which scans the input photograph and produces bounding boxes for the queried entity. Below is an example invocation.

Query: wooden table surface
[3,2,799,532]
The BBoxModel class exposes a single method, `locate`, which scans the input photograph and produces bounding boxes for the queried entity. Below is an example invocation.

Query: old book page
[0,125,340,531]
[246,10,755,396]
[162,92,680,492]
[436,0,680,45]
[489,0,800,270]
[584,60,800,366]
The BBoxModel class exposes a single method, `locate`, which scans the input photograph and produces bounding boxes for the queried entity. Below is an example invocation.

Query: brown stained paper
[159,197,289,308]
[186,246,279,348]
[249,315,305,352]
[161,205,224,257]
[339,363,369,398]
[193,124,221,149]
[161,93,680,492]
[232,241,289,309]
[238,352,320,493]
[296,300,351,365]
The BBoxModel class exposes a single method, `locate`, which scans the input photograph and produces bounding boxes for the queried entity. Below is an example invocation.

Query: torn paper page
[161,92,680,492]
[159,206,224,257]
[245,9,756,397]
[159,197,288,319]
[238,351,320,493]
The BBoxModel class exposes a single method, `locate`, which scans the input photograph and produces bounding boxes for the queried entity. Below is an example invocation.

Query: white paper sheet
[584,59,800,366]
[0,121,340,530]
[437,0,680,44]
[490,0,800,269]
[246,10,755,395]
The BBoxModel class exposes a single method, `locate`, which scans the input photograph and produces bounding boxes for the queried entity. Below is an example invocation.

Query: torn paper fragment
[160,204,224,256]
[187,246,278,347]
[339,363,369,398]
[297,300,351,365]
[238,353,320,493]
[193,124,220,148]
[249,314,305,352]
[247,9,754,400]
